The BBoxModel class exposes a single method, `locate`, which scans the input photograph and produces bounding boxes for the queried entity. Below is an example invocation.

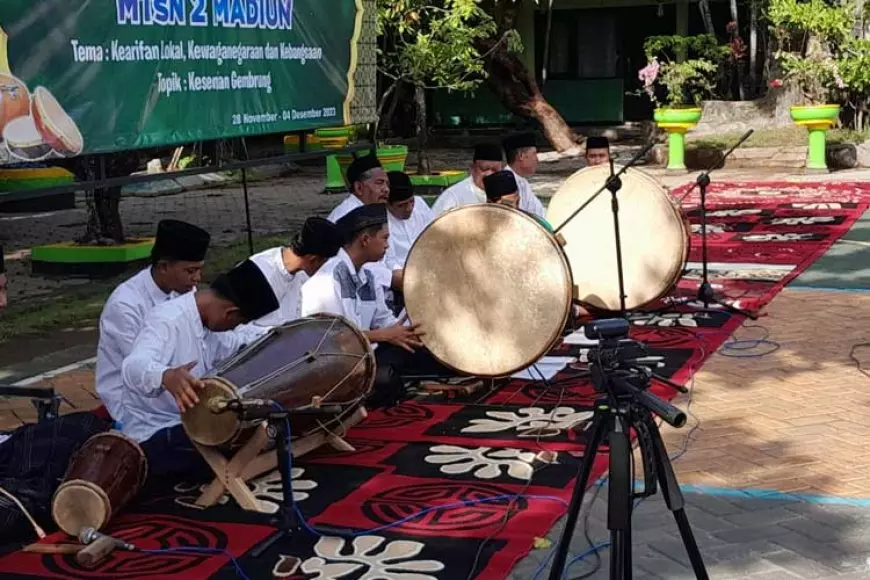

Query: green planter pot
[790,105,840,172]
[654,107,703,172]
[32,238,155,278]
[325,145,410,193]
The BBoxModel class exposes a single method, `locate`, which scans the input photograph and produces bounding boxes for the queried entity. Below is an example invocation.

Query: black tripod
[668,129,757,320]
[547,322,708,580]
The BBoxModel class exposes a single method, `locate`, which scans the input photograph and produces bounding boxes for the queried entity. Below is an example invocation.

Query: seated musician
[384,172,435,314]
[585,136,611,167]
[327,154,403,295]
[0,246,6,311]
[431,143,504,215]
[96,220,210,428]
[385,172,434,267]
[248,217,343,326]
[502,132,546,218]
[300,204,454,408]
[120,259,279,479]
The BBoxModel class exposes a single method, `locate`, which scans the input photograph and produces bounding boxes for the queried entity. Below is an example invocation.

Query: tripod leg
[644,415,709,580]
[547,408,610,580]
[608,411,632,580]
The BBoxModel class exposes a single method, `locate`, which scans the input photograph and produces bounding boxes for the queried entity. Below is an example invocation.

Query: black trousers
[140,424,211,486]
[371,344,456,408]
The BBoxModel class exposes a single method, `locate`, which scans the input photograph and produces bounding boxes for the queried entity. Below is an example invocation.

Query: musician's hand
[379,320,424,353]
[162,361,204,413]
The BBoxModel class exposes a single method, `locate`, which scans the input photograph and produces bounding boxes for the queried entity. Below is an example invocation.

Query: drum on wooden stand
[404,203,573,377]
[182,313,375,448]
[546,164,690,312]
[52,431,147,536]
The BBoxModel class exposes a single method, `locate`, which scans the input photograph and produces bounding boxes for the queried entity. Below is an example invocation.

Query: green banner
[0,0,364,163]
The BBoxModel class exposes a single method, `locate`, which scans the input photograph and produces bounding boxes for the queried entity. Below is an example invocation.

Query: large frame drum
[404,204,573,377]
[546,164,689,311]
[52,431,147,536]
[182,314,375,447]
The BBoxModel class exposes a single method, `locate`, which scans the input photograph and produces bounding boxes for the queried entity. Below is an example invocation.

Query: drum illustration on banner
[0,28,83,163]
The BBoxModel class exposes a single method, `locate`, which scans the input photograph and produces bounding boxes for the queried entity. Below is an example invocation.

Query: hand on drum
[162,361,204,413]
[374,316,425,353]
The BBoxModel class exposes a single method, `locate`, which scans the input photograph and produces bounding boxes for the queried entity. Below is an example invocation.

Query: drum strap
[0,485,46,539]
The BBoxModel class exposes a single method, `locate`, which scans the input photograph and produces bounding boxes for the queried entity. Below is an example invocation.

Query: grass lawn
[688,126,870,149]
[0,234,287,344]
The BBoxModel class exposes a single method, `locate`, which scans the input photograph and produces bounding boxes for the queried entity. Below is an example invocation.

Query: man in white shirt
[121,258,279,479]
[384,171,434,268]
[431,143,503,215]
[585,135,611,167]
[301,204,454,408]
[502,132,546,218]
[0,247,6,312]
[96,220,210,428]
[249,217,343,326]
[327,154,402,295]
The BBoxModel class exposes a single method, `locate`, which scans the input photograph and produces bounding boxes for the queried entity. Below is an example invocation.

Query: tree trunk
[730,0,745,100]
[414,84,431,175]
[476,38,578,152]
[72,155,127,245]
[479,0,579,153]
[698,0,715,35]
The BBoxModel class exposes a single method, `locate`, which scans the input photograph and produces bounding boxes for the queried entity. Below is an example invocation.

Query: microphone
[210,397,345,420]
[78,527,136,551]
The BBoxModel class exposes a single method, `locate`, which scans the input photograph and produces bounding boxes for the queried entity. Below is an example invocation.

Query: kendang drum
[546,164,689,312]
[404,204,573,377]
[52,431,148,536]
[182,314,375,447]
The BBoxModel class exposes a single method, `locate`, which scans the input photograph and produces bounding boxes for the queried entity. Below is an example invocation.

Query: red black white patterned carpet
[2,181,869,580]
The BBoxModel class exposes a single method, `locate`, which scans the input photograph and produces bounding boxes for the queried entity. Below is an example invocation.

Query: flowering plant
[637,34,727,108]
[767,0,851,104]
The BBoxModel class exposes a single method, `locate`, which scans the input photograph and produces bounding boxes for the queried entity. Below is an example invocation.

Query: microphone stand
[665,129,757,320]
[554,141,656,320]
[225,401,346,558]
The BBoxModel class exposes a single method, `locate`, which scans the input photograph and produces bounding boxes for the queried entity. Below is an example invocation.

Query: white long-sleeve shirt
[96,268,177,426]
[326,194,396,290]
[506,166,546,218]
[300,249,399,337]
[249,247,307,326]
[120,292,264,442]
[431,174,545,218]
[385,197,435,267]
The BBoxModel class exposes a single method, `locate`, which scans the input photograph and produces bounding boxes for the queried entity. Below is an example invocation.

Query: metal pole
[241,167,254,256]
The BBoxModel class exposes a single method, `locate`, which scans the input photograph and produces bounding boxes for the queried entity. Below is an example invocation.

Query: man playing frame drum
[96,220,211,428]
[248,217,343,327]
[301,204,454,408]
[327,155,403,296]
[119,259,279,480]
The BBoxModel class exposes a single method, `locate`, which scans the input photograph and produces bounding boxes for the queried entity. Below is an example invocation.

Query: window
[538,10,619,80]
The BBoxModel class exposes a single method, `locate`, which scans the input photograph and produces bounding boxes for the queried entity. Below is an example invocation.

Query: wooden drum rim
[404,203,573,377]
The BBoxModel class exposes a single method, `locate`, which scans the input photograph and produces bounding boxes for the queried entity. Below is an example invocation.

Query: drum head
[404,204,572,376]
[546,165,687,311]
[52,480,110,536]
[182,378,240,447]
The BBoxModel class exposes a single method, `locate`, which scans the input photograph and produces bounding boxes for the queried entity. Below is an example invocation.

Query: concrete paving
[510,485,870,579]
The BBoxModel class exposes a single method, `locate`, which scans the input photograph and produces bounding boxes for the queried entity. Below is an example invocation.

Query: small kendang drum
[182,314,375,447]
[404,204,573,377]
[52,431,148,536]
[546,164,689,312]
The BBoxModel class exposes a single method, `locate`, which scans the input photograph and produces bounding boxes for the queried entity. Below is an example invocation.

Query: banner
[0,0,365,163]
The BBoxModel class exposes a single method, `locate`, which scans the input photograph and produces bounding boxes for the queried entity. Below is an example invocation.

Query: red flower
[770,79,783,88]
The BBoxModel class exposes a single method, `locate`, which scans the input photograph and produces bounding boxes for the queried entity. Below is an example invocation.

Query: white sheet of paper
[510,356,576,381]
[562,329,600,346]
